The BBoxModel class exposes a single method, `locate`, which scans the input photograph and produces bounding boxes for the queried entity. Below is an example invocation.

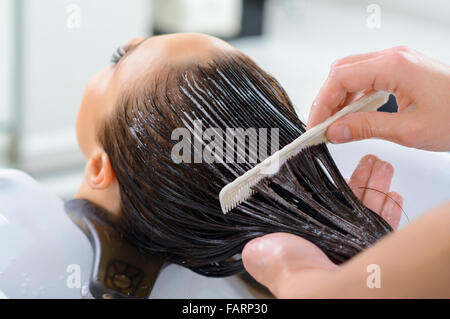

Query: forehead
[113,33,235,92]
[79,33,236,151]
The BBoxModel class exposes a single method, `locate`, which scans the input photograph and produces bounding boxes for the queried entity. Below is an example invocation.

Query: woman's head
[77,34,235,154]
[76,33,391,276]
[75,33,236,214]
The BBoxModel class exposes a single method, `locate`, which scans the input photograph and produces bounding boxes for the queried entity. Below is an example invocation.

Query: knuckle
[331,58,346,68]
[390,51,409,65]
[328,65,343,83]
[386,50,416,70]
[358,116,375,139]
[392,45,412,53]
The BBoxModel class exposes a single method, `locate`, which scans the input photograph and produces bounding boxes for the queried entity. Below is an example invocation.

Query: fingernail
[328,125,351,143]
[362,155,374,166]
[383,199,394,223]
[381,161,393,174]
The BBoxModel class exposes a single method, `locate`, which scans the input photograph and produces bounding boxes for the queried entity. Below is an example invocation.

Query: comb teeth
[220,175,261,214]
[218,91,390,215]
[219,147,300,214]
[219,146,315,214]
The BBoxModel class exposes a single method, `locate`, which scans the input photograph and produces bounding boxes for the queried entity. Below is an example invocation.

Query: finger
[380,191,403,229]
[361,161,394,215]
[325,111,413,146]
[242,233,336,296]
[307,50,415,129]
[348,154,379,200]
[331,46,412,68]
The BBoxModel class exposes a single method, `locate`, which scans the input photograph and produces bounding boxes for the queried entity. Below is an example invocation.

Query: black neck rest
[64,198,163,299]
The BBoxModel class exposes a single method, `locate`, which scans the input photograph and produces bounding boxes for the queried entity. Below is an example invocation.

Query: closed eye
[111,45,126,65]
[110,38,147,65]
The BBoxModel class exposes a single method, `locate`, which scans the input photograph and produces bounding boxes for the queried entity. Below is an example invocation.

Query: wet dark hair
[98,52,392,277]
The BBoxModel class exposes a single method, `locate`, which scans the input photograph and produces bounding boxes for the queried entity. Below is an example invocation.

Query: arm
[272,201,450,298]
[242,154,450,298]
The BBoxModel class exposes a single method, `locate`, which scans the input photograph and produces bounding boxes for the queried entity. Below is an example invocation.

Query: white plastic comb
[219,90,390,214]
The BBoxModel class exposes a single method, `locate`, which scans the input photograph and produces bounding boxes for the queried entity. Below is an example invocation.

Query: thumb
[326,111,410,145]
[242,233,336,297]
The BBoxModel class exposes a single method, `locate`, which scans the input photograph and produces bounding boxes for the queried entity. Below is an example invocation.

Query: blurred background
[0,0,449,199]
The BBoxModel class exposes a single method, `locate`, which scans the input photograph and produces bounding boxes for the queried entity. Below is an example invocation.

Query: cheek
[76,67,116,157]
[76,102,91,158]
[76,85,101,158]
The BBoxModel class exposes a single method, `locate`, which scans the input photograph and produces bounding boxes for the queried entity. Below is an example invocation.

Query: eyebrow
[116,38,148,66]
[125,38,147,55]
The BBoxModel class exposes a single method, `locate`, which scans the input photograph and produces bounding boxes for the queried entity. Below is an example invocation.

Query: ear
[85,151,115,189]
